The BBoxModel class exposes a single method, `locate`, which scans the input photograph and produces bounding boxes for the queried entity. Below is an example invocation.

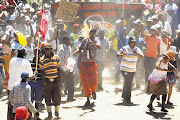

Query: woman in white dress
[146,50,179,112]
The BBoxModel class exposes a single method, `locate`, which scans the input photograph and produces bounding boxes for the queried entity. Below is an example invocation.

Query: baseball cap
[21,71,29,79]
[128,37,137,42]
[14,106,30,120]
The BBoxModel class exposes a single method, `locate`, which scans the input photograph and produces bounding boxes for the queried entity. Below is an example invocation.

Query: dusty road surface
[1,68,180,120]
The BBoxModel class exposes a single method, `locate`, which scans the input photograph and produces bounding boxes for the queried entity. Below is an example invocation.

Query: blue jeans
[28,80,43,103]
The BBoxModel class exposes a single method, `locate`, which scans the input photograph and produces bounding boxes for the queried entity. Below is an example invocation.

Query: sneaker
[48,112,52,118]
[167,101,173,105]
[84,101,90,106]
[147,104,155,111]
[161,108,168,112]
[92,92,96,100]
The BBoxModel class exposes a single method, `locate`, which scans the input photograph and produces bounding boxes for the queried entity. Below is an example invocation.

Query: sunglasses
[44,48,52,51]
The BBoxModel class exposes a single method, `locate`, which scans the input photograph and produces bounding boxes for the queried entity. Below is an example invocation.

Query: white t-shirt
[8,57,33,90]
[165,3,178,23]
[164,21,172,36]
[160,39,168,56]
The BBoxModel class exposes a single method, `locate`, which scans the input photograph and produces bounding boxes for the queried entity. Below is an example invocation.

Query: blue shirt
[11,40,21,50]
[73,38,82,53]
[118,27,128,50]
[135,37,146,50]
[171,8,180,29]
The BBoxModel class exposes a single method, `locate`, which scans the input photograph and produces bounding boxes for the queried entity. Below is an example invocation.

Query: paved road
[1,69,180,120]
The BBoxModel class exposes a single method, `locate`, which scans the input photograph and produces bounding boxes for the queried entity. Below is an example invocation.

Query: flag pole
[35,32,40,80]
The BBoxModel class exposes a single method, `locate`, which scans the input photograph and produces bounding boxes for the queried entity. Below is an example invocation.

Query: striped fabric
[29,58,41,81]
[39,55,61,79]
[79,37,100,62]
[119,45,144,72]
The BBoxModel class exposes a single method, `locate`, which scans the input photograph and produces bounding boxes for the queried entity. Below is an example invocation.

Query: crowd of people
[0,0,180,119]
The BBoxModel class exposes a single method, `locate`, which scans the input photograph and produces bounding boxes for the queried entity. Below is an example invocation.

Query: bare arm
[155,58,169,71]
[133,51,144,59]
[49,27,58,42]
[117,51,126,58]
[168,62,179,79]
[89,41,100,49]
[157,45,160,58]
[167,36,174,43]
[72,49,80,57]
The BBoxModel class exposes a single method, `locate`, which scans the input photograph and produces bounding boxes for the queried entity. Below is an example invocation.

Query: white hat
[169,46,178,54]
[24,4,35,12]
[150,25,157,31]
[44,3,50,8]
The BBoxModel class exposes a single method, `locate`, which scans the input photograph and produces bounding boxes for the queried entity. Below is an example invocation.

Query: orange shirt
[145,35,161,58]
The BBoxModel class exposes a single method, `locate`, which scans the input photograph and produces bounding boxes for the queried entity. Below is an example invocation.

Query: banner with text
[53,2,144,23]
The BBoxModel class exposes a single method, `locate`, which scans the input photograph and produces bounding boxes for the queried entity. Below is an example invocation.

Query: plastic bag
[66,57,76,71]
[16,32,27,46]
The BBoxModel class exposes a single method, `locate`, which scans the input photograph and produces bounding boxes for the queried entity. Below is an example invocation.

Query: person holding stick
[28,48,43,110]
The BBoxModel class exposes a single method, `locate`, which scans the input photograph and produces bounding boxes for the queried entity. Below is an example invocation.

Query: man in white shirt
[165,0,178,23]
[96,29,110,90]
[8,46,33,91]
[58,37,75,101]
[7,46,34,120]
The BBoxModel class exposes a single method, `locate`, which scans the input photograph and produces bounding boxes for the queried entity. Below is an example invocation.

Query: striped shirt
[9,82,37,114]
[39,54,61,79]
[119,45,144,72]
[79,37,100,62]
[29,57,41,81]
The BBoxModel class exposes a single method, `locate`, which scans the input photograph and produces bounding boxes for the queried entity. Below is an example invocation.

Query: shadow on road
[146,111,171,120]
[155,102,176,109]
[74,102,95,117]
[114,102,139,106]
[44,117,62,120]
[114,88,123,94]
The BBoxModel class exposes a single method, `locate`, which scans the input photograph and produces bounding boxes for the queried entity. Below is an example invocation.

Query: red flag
[39,9,48,40]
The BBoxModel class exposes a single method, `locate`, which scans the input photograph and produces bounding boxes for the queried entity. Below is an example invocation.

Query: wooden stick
[35,32,40,80]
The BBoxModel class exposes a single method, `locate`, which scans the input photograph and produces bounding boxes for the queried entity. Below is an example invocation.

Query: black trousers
[60,70,74,99]
[121,71,135,101]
